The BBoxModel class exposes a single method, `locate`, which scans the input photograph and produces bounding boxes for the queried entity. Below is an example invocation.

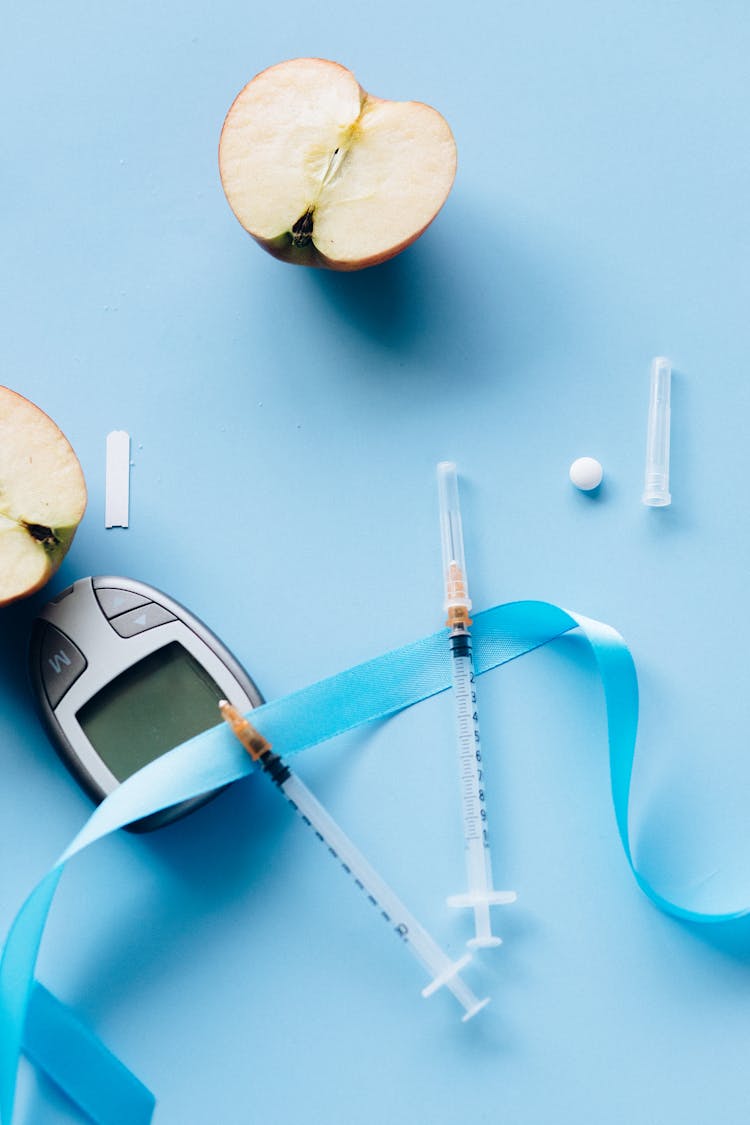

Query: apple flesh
[219,58,457,270]
[0,387,87,607]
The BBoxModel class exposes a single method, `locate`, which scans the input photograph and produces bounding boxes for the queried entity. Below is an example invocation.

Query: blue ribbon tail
[24,984,155,1124]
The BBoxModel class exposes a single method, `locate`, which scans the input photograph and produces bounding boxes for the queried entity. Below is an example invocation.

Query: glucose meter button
[40,624,88,708]
[95,587,150,620]
[110,602,177,638]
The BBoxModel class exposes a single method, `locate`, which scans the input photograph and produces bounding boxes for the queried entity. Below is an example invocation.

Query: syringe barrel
[449,641,486,847]
[279,772,484,1018]
[642,357,672,507]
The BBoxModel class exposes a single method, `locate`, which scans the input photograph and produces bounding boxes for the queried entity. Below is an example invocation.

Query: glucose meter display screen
[77,642,225,782]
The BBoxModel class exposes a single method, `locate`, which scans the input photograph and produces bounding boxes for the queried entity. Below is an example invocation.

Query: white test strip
[105,430,131,528]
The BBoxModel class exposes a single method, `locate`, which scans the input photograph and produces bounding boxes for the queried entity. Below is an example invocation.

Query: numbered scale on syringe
[437,461,517,949]
[220,702,490,1022]
[451,632,488,846]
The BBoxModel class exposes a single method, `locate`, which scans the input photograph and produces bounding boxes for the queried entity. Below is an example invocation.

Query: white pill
[569,456,603,491]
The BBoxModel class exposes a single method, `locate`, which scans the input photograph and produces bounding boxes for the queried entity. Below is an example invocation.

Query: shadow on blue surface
[0,596,43,709]
[51,769,296,1024]
[306,198,562,380]
[680,914,750,964]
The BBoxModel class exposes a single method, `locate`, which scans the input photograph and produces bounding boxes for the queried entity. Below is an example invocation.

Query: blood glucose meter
[29,576,263,831]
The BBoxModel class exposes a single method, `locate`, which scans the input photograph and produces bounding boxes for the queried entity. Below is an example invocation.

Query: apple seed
[291,208,315,247]
[23,522,59,547]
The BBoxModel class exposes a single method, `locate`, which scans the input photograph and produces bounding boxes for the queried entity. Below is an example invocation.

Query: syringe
[437,462,517,948]
[219,702,489,1021]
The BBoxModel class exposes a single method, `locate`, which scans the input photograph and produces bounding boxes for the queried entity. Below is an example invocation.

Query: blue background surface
[2,1,750,1121]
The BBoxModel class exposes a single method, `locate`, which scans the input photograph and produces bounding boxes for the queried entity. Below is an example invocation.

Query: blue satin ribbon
[0,599,730,1123]
[22,983,156,1124]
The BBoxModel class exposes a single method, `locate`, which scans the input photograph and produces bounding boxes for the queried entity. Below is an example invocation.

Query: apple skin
[254,212,442,272]
[0,524,80,609]
[0,387,87,608]
[219,59,457,271]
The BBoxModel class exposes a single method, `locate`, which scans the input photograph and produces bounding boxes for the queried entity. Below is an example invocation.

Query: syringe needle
[437,462,517,949]
[219,702,489,1021]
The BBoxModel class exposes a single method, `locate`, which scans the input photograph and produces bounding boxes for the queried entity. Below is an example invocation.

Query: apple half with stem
[0,387,87,607]
[219,58,458,270]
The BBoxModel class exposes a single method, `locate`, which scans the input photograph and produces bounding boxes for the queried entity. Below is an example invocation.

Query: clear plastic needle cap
[642,356,672,507]
[437,461,471,617]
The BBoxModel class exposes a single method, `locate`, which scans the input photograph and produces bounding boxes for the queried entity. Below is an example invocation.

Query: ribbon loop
[1,600,730,1124]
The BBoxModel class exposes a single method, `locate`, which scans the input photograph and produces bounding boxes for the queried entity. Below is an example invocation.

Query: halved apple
[219,58,457,270]
[0,387,87,607]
